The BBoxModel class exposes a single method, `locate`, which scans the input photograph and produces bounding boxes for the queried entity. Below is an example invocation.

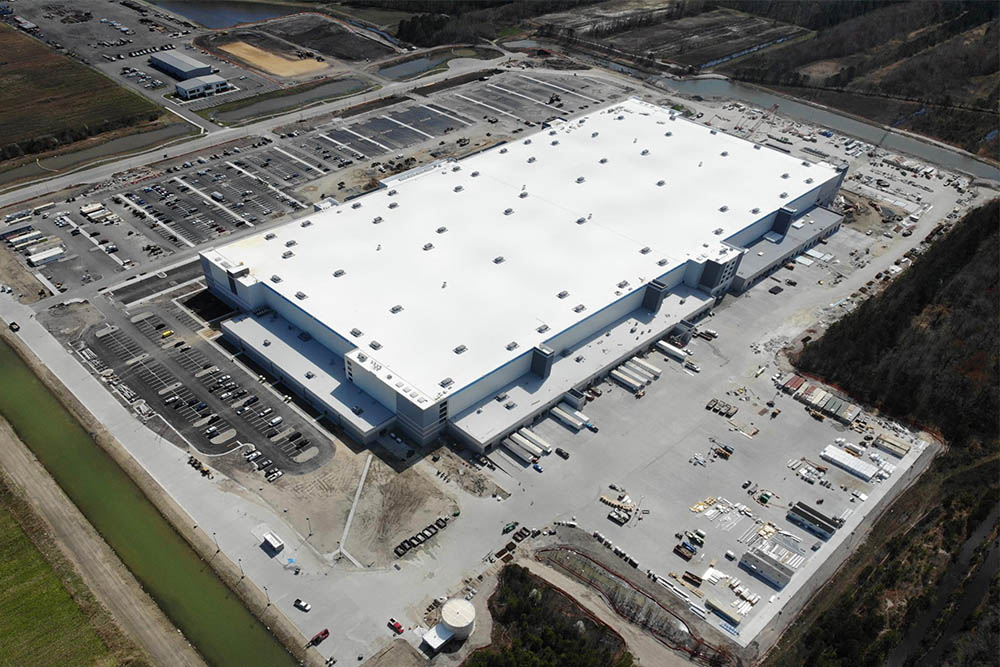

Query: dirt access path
[0,416,206,667]
[518,557,692,667]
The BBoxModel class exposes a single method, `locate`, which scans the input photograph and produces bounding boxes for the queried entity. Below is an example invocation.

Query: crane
[747,103,779,140]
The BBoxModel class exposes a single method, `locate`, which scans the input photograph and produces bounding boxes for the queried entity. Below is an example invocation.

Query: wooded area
[463,564,633,667]
[767,201,1000,666]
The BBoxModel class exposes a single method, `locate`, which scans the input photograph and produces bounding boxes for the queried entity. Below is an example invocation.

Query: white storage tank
[441,598,476,640]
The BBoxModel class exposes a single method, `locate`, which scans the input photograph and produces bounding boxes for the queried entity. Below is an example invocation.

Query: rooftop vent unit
[265,233,277,240]
[805,177,814,184]
[536,324,549,334]
[281,250,294,258]
[527,156,536,163]
[713,227,724,235]
[576,176,585,183]
[333,269,346,277]
[285,239,297,247]
[616,115,624,120]
[422,242,434,251]
[300,220,312,228]
[357,352,367,362]
[505,341,519,351]
[710,129,718,135]
[617,280,629,288]
[388,202,398,209]
[640,149,649,156]
[549,130,557,136]
[351,406,364,415]
[499,148,508,154]
[305,371,315,379]
[351,202,362,209]
[270,274,282,283]
[657,258,668,266]
[599,157,608,164]
[294,291,307,300]
[721,151,729,157]
[263,339,271,347]
[751,207,761,214]
[454,185,463,192]
[523,139,532,145]
[369,340,382,350]
[656,180,665,187]
[451,165,461,172]
[387,189,397,196]
[576,217,586,224]
[719,205,729,212]
[664,131,673,136]
[802,161,811,167]
[551,140,560,146]
[471,171,480,177]
[573,304,586,313]
[495,393,508,402]
[493,256,505,264]
[781,173,789,179]
[350,328,363,338]
[557,290,569,299]
[518,191,528,199]
[453,345,467,355]
[439,377,454,388]
[436,226,447,234]
[504,401,517,410]
[779,192,788,198]
[640,246,651,254]
[372,216,383,224]
[754,144,761,150]
[591,132,599,138]
[503,208,514,216]
[390,304,403,314]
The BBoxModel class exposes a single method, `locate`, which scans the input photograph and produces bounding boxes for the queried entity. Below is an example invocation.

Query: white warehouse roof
[203,98,837,403]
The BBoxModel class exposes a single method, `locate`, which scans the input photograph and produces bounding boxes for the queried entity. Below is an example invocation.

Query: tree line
[0,111,161,162]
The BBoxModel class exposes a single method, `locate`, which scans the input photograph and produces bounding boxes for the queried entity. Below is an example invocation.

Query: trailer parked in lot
[630,357,662,378]
[624,361,655,382]
[518,428,553,455]
[656,340,688,361]
[610,369,643,393]
[510,432,543,458]
[550,405,584,430]
[503,438,537,464]
[617,366,650,386]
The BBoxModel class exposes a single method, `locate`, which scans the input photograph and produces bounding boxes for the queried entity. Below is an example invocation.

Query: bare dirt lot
[221,40,330,77]
[0,247,49,303]
[261,14,396,62]
[346,456,457,567]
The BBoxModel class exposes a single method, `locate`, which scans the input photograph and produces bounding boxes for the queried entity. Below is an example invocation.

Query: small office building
[176,74,228,100]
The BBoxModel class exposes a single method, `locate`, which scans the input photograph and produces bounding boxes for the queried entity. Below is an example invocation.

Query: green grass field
[0,24,161,157]
[0,497,112,667]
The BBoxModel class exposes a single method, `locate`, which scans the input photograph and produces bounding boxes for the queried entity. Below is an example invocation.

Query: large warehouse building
[201,99,846,451]
[149,51,212,80]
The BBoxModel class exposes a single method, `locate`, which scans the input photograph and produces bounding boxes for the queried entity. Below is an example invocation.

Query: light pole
[263,585,271,608]
[306,517,312,538]
[237,558,245,583]
[212,532,220,555]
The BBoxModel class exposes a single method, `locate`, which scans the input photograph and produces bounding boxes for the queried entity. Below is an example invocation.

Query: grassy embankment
[0,25,169,170]
[765,201,1000,666]
[0,474,146,667]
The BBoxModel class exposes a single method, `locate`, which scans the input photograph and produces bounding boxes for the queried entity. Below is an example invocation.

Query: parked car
[555,448,570,459]
[293,598,311,612]
[388,618,404,634]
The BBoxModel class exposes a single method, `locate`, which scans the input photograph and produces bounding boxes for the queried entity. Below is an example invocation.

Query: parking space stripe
[317,133,370,158]
[454,93,525,122]
[343,127,390,152]
[172,177,251,227]
[380,114,435,139]
[271,146,317,173]
[225,161,306,209]
[487,83,568,114]
[420,104,470,126]
[518,74,602,103]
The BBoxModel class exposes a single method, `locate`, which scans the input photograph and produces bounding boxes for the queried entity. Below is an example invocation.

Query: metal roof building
[202,98,846,450]
[149,51,212,80]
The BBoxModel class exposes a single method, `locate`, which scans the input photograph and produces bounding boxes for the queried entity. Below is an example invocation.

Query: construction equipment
[747,104,779,140]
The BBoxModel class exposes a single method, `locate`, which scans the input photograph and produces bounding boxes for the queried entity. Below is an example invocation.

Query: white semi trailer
[610,369,643,393]
[518,428,554,455]
[550,406,583,430]
[656,340,688,361]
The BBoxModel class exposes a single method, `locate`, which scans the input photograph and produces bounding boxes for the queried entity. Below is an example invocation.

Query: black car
[556,448,570,460]
[769,285,783,294]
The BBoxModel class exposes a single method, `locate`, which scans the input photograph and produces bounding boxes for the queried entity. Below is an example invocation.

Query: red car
[388,618,404,635]
[309,629,329,646]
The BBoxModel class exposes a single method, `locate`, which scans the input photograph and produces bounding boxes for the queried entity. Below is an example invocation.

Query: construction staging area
[1,10,993,663]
